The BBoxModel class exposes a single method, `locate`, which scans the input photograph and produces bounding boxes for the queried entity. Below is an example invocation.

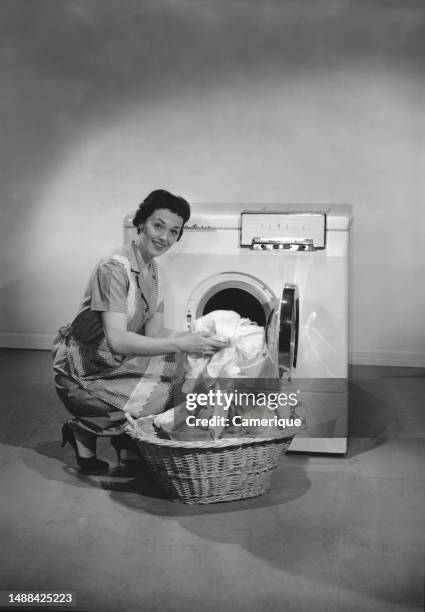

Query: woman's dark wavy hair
[132,189,191,241]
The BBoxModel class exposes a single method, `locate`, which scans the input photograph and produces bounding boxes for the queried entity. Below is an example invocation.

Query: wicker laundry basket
[124,414,297,504]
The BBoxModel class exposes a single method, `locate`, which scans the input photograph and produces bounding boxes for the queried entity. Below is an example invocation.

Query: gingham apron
[54,245,177,416]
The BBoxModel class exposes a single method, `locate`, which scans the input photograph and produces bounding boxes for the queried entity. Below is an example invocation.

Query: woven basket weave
[125,414,296,504]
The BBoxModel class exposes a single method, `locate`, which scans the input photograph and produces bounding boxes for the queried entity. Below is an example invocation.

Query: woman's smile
[152,240,167,250]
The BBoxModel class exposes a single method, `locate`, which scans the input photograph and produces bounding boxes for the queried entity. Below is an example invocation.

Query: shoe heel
[61,422,75,449]
[60,422,109,474]
[111,434,141,465]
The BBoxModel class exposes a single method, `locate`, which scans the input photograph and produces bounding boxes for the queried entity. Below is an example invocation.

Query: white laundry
[154,311,266,441]
[182,310,265,393]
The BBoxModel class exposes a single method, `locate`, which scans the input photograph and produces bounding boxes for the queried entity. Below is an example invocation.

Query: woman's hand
[176,332,230,356]
[100,312,229,357]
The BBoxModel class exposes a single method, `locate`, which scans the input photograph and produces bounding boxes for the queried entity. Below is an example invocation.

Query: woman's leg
[55,374,125,458]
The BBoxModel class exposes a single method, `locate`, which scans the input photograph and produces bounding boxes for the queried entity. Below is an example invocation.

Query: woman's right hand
[176,332,230,356]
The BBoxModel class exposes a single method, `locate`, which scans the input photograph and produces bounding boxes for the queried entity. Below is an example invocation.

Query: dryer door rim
[277,283,299,382]
[185,271,276,329]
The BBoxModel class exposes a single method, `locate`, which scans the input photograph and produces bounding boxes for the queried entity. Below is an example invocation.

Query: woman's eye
[170,229,179,236]
[154,223,162,230]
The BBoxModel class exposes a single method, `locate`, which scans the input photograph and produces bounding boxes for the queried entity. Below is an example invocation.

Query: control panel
[240,212,326,250]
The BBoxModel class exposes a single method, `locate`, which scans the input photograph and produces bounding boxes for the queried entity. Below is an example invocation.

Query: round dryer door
[185,272,275,329]
[276,284,299,381]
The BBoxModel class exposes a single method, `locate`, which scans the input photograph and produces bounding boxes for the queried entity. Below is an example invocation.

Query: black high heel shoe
[110,434,142,464]
[61,422,109,474]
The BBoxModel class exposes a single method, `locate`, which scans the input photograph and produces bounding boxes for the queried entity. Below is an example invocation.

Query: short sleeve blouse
[70,246,158,346]
[90,259,129,314]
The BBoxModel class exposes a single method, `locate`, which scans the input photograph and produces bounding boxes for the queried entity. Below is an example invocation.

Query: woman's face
[136,208,183,262]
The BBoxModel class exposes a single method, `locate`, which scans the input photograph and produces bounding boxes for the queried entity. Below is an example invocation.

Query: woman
[53,189,227,473]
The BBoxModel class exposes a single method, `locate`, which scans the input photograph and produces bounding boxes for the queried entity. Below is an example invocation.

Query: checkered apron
[55,250,178,417]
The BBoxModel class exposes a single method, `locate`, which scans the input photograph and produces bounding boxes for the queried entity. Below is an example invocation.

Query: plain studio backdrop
[0,0,424,366]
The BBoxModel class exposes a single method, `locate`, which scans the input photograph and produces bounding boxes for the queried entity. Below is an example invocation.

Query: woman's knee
[55,376,116,418]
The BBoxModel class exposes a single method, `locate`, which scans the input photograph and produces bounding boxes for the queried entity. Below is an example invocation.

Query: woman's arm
[101,312,180,355]
[144,311,178,339]
[101,312,228,356]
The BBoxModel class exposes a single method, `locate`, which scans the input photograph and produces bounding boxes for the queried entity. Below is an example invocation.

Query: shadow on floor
[26,436,312,516]
[346,381,402,458]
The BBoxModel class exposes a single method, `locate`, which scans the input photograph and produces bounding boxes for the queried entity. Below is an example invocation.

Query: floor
[0,349,424,612]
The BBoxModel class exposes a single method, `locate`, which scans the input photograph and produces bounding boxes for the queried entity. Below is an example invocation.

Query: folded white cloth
[182,310,265,393]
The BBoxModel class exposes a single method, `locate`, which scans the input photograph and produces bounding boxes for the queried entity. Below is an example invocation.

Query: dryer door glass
[278,284,299,381]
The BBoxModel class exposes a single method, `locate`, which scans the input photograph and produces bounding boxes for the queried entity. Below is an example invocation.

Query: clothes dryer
[124,204,352,454]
